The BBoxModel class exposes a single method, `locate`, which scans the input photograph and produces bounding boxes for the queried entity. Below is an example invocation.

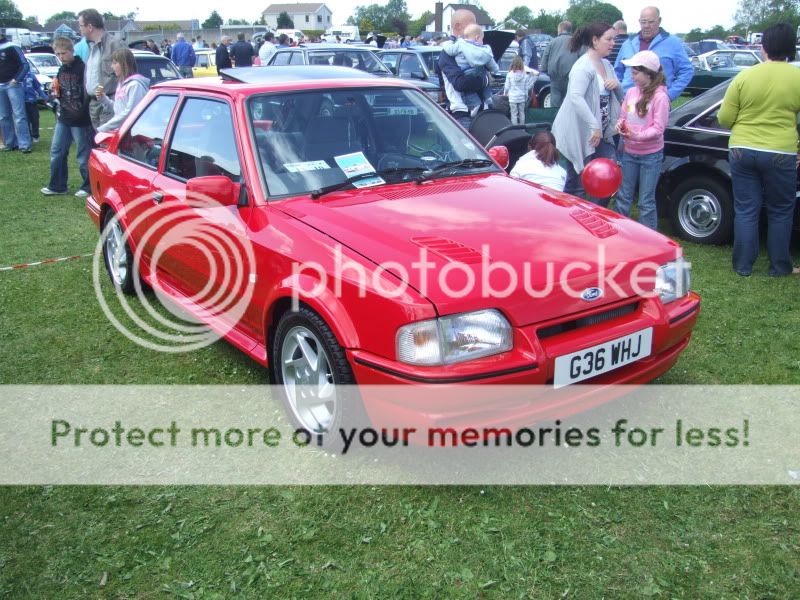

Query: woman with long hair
[614,50,669,230]
[718,23,800,277]
[96,48,150,133]
[510,131,567,191]
[551,21,622,204]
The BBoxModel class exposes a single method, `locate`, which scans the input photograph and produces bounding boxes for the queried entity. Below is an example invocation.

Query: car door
[398,53,427,81]
[112,94,180,274]
[150,95,249,316]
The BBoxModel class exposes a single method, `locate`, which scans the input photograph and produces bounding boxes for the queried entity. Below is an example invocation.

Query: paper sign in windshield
[284,160,330,173]
[334,152,375,177]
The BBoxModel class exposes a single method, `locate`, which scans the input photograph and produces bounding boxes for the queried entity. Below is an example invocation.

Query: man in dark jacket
[216,37,233,73]
[540,21,581,108]
[515,29,538,71]
[0,30,32,153]
[437,8,486,129]
[41,37,93,197]
[608,20,628,65]
[230,33,255,68]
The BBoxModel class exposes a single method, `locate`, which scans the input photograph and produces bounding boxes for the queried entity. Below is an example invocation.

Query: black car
[656,76,800,244]
[131,50,182,84]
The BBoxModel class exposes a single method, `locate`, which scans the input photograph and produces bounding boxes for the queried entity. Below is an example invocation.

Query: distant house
[425,4,494,34]
[261,3,333,30]
[46,17,136,39]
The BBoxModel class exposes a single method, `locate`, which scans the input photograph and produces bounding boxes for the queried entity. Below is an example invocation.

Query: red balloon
[581,158,622,199]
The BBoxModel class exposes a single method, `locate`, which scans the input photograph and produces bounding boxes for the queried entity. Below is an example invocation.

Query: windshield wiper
[414,159,495,184]
[310,167,429,199]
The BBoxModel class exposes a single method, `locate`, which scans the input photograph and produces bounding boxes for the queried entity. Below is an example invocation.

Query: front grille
[537,302,639,340]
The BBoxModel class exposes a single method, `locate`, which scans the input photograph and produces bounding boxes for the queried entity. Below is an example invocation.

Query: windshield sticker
[284,160,330,173]
[386,106,419,116]
[351,176,386,189]
[334,152,376,177]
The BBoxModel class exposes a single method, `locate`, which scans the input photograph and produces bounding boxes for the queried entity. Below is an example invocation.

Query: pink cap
[622,50,661,72]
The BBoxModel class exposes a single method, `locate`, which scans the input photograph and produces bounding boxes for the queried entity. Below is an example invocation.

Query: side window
[197,54,208,67]
[272,52,291,66]
[165,97,241,182]
[118,94,178,168]
[399,55,424,79]
[691,104,727,132]
[288,52,305,65]
[381,53,399,74]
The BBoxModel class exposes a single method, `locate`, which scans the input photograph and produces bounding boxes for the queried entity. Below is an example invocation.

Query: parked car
[377,47,442,102]
[24,60,53,106]
[656,73,800,244]
[268,44,440,100]
[192,48,217,77]
[86,66,699,437]
[684,49,762,95]
[26,52,61,78]
[130,50,182,84]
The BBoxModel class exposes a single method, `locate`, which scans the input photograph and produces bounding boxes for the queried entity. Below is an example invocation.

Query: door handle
[152,191,164,203]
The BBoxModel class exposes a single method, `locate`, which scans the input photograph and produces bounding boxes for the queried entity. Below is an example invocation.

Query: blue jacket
[614,28,693,101]
[170,39,196,67]
[22,72,47,103]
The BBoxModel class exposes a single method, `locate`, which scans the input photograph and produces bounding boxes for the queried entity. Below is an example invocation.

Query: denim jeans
[615,150,663,230]
[730,147,797,276]
[48,121,92,193]
[563,139,616,206]
[0,81,32,150]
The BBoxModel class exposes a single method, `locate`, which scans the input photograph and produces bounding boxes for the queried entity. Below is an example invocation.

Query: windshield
[248,87,497,198]
[306,50,390,74]
[30,54,60,67]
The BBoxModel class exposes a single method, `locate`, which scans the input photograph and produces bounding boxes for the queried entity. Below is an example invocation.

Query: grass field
[1,110,799,598]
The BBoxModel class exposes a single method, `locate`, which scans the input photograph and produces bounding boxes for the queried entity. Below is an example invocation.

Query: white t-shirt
[509,150,567,192]
[258,41,277,64]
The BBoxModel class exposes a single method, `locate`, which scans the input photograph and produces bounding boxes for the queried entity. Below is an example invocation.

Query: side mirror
[487,145,509,169]
[94,131,115,148]
[186,176,239,208]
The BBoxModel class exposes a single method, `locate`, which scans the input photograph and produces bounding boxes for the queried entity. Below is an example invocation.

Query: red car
[87,66,700,438]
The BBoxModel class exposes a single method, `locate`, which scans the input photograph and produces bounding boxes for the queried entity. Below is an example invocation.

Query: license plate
[553,328,653,388]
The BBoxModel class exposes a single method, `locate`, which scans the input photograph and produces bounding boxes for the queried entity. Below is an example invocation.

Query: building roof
[263,3,329,14]
[428,4,494,27]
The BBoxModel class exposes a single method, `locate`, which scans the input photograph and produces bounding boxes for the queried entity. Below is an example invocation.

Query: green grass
[1,111,799,598]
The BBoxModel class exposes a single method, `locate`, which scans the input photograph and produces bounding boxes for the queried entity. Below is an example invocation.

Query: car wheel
[101,209,138,295]
[670,176,733,245]
[272,307,365,443]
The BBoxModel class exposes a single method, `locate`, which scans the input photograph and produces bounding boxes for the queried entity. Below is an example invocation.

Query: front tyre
[272,307,365,447]
[101,209,138,295]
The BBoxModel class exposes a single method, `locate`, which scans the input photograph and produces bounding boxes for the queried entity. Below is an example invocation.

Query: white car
[693,49,762,71]
[26,52,61,78]
[24,60,53,106]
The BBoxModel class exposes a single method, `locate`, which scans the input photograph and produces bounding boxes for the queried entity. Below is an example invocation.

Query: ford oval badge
[581,287,603,301]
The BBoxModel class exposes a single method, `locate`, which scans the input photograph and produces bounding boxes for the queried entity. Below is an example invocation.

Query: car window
[380,53,400,74]
[136,58,181,83]
[732,52,758,66]
[196,54,209,67]
[271,52,291,66]
[248,88,496,198]
[166,97,241,182]
[689,103,728,132]
[288,52,305,65]
[398,54,424,79]
[118,94,179,168]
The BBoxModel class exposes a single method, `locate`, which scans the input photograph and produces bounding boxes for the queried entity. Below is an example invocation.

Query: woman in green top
[718,23,800,277]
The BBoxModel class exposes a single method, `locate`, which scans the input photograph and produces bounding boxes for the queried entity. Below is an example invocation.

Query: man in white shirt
[193,35,205,50]
[258,32,276,65]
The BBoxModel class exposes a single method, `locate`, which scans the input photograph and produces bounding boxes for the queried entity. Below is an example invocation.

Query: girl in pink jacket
[614,50,669,230]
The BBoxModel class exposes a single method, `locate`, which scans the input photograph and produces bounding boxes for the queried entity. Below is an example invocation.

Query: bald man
[614,6,692,100]
[437,8,486,128]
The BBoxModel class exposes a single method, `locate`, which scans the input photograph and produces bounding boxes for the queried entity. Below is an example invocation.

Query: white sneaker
[74,189,89,198]
[41,187,66,195]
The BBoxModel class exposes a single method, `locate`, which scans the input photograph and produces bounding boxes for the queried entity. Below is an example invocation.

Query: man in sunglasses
[614,6,693,101]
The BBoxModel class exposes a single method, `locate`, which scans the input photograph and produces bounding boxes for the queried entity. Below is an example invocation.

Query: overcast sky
[19,0,738,36]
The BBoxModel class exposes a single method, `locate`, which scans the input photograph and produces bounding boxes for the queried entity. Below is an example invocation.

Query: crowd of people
[1,5,798,275]
[438,6,799,276]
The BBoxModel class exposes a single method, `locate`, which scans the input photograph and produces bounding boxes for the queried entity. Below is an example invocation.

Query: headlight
[396,309,513,366]
[655,257,691,304]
